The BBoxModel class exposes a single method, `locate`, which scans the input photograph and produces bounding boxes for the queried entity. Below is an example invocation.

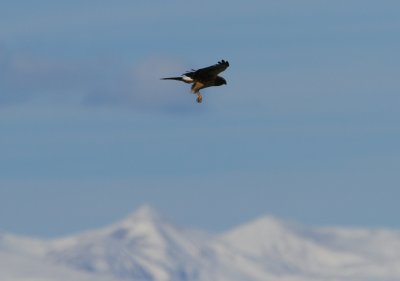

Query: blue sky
[1,0,400,237]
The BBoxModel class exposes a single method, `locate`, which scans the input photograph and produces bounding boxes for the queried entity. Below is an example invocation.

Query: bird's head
[215,76,227,86]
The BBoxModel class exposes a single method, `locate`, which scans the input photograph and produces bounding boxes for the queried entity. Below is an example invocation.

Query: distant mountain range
[1,205,400,281]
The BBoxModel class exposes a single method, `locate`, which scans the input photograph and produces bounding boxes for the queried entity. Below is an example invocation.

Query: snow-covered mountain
[1,205,400,281]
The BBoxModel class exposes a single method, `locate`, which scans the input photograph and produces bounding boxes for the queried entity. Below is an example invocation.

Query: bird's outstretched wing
[185,60,229,79]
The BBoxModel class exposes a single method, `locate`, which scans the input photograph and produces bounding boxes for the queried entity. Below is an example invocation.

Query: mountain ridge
[1,205,400,281]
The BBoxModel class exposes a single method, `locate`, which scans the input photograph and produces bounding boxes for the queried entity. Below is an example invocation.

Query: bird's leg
[196,93,203,103]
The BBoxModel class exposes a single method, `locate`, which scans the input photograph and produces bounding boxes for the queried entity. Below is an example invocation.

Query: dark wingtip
[218,59,229,66]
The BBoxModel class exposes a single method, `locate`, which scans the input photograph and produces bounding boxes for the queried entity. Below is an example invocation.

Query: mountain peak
[219,214,299,256]
[127,205,162,221]
[224,214,290,237]
[107,205,168,240]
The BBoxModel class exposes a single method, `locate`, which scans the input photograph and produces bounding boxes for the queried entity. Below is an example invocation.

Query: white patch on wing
[182,75,194,83]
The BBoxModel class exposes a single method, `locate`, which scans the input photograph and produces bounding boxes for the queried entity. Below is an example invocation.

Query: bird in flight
[161,60,229,103]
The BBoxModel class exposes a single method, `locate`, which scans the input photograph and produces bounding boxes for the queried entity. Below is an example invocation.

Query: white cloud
[83,56,205,112]
[0,49,205,112]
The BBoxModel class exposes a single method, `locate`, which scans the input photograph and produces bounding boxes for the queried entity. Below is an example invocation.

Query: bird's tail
[160,77,184,81]
[161,76,193,84]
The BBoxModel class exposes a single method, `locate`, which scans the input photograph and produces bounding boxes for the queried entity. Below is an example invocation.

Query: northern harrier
[161,60,229,103]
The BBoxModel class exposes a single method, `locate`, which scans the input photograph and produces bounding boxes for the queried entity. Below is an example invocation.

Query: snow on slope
[1,205,400,281]
[46,205,205,281]
[0,233,115,281]
[218,215,400,280]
